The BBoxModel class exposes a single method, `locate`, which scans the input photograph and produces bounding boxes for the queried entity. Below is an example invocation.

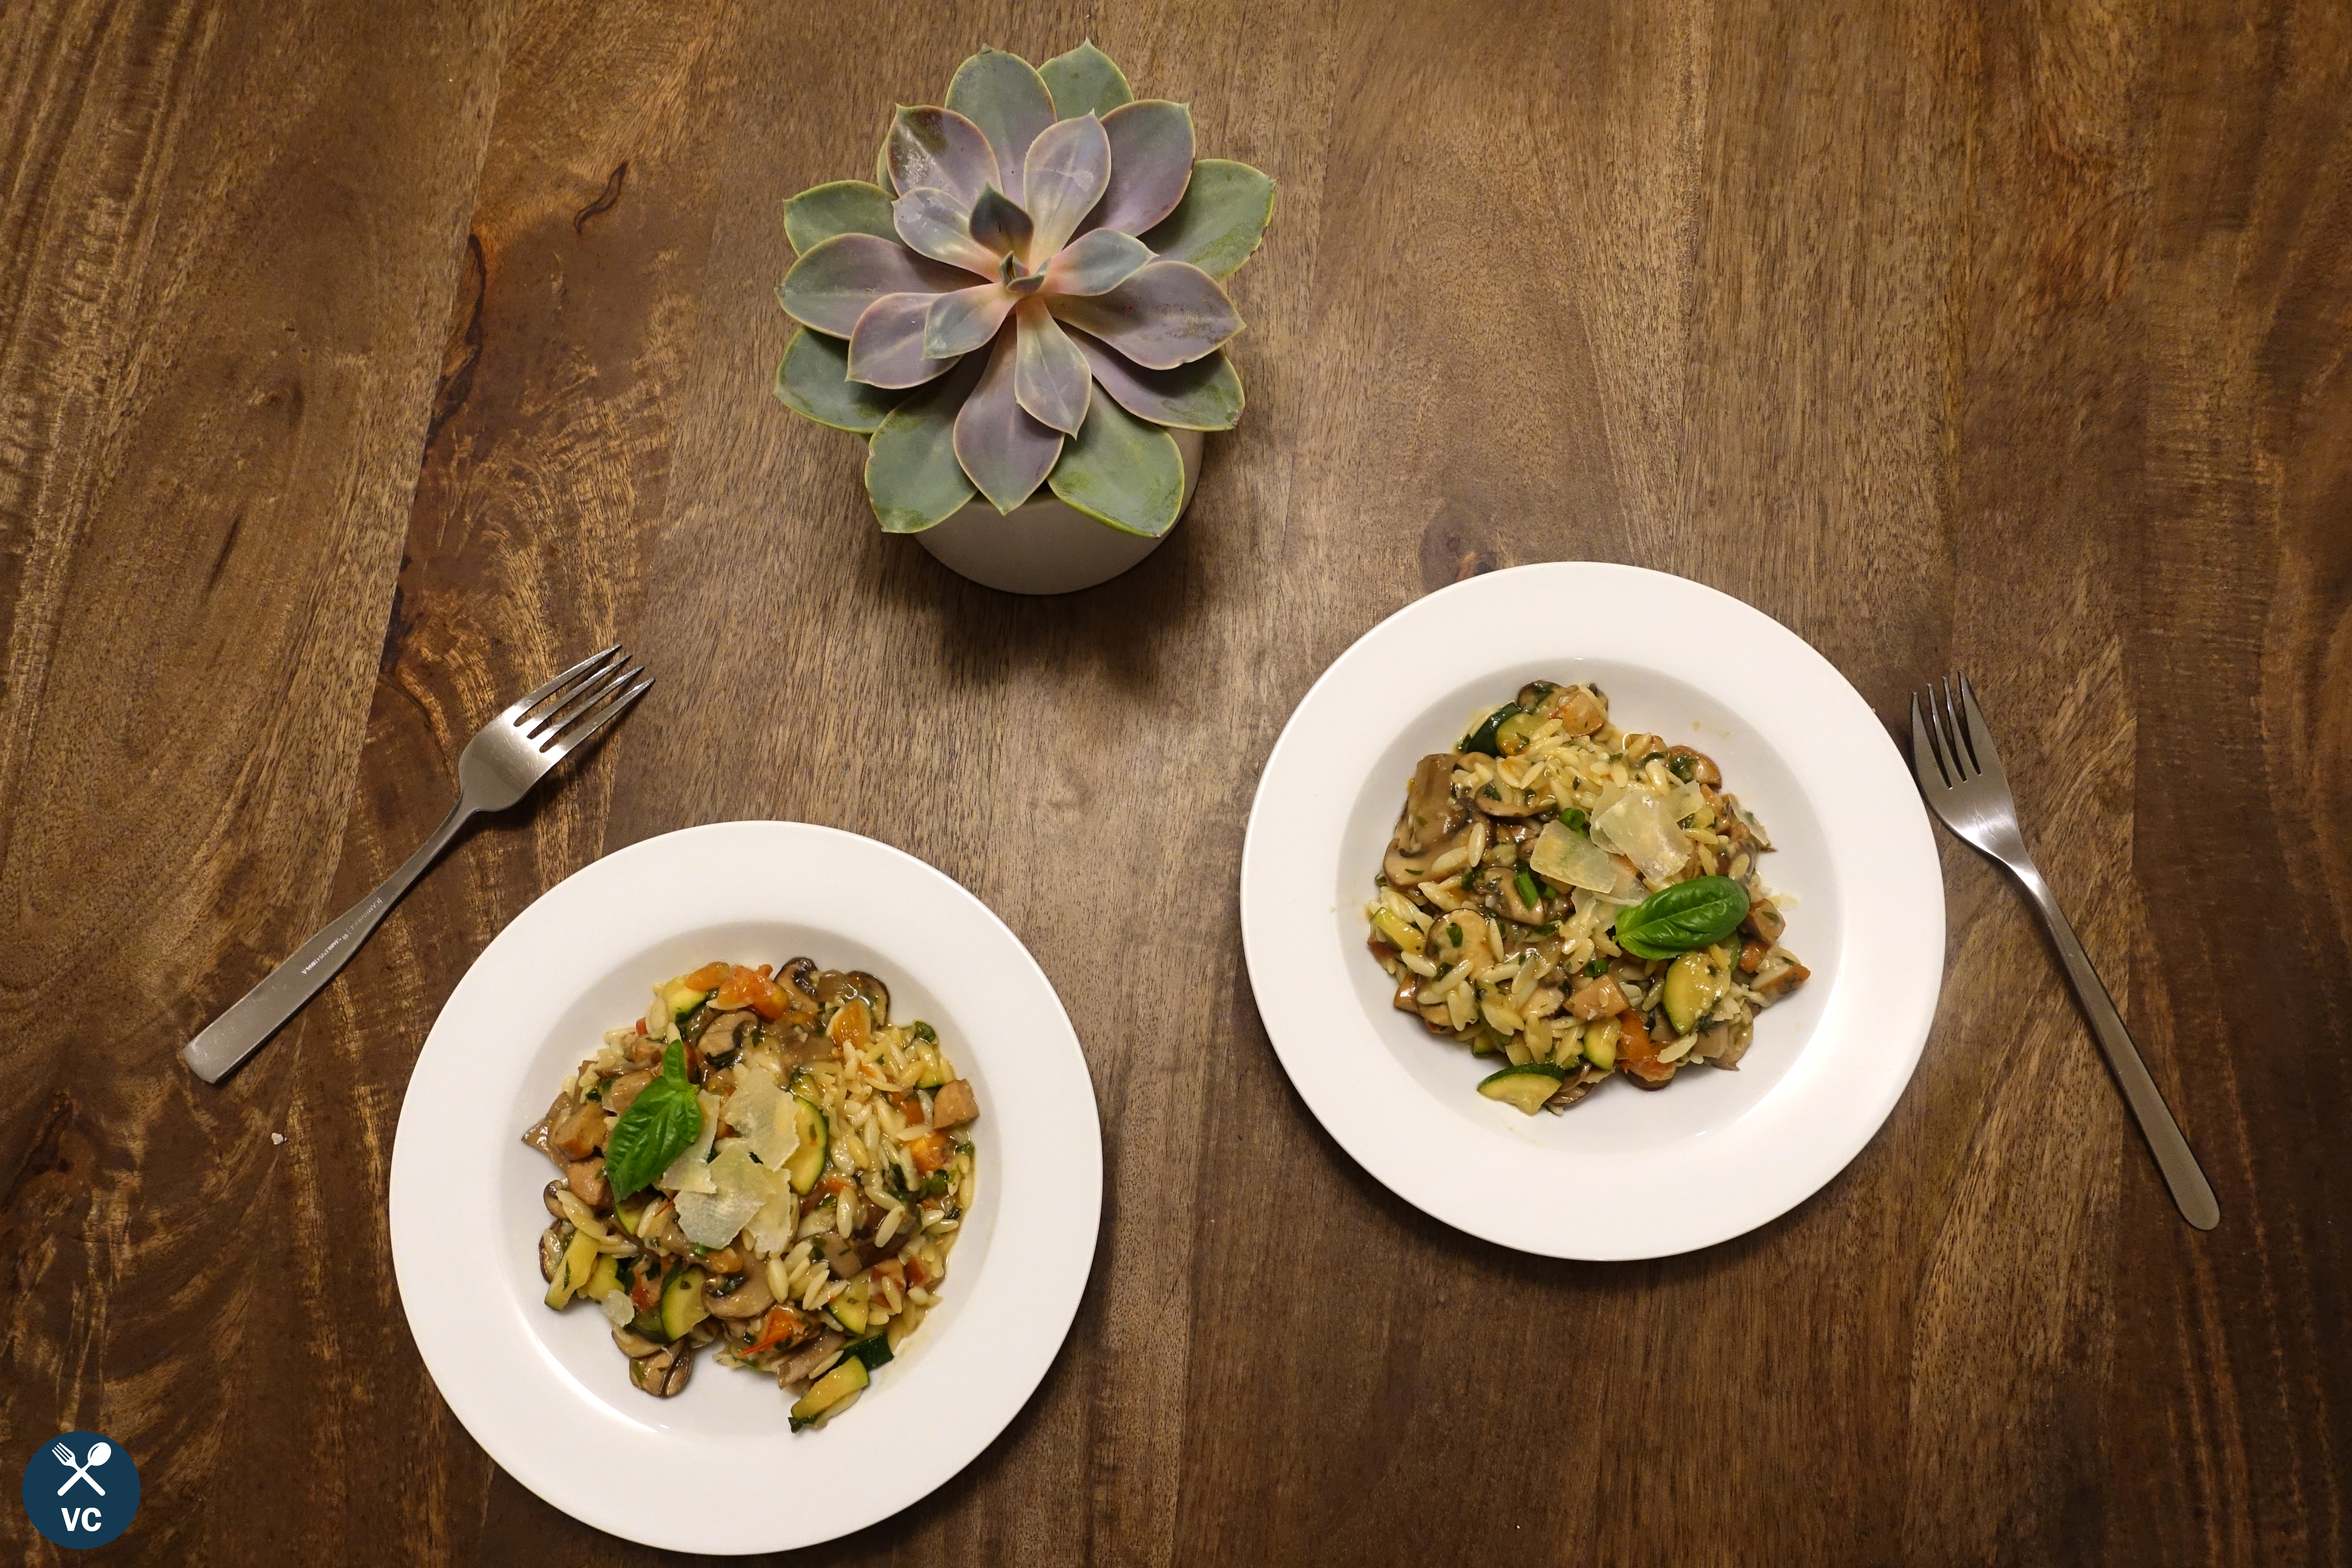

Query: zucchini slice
[1477,1061,1568,1114]
[845,1335,894,1372]
[785,1095,828,1194]
[825,1273,871,1336]
[790,1356,869,1430]
[660,1265,709,1340]
[658,979,711,1017]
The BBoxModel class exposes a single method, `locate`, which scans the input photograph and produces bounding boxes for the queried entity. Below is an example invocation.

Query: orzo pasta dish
[1366,681,1810,1112]
[527,958,977,1430]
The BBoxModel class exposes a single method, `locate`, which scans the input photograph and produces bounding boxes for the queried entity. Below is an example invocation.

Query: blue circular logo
[21,1432,139,1548]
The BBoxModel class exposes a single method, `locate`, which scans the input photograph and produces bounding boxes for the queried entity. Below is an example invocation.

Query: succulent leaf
[968,186,1035,260]
[866,355,984,532]
[1047,389,1187,537]
[953,329,1063,512]
[1046,259,1241,369]
[886,106,999,208]
[1021,113,1113,260]
[847,292,964,388]
[1012,298,1091,435]
[781,233,969,335]
[923,282,1017,358]
[775,327,908,434]
[1137,158,1275,279]
[874,122,896,196]
[783,181,899,256]
[1069,331,1243,430]
[1040,41,1134,120]
[1042,228,1151,296]
[945,48,1056,207]
[892,187,1002,276]
[1089,101,1195,236]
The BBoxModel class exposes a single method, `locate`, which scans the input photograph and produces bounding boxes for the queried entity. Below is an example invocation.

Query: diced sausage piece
[1754,962,1811,999]
[1739,939,1768,974]
[1553,686,1607,735]
[931,1079,979,1130]
[605,1070,655,1116]
[551,1099,607,1160]
[565,1158,610,1207]
[1568,977,1628,1020]
[1744,901,1786,943]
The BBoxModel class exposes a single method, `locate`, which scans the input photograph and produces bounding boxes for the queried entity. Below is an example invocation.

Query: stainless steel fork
[1911,673,2218,1229]
[181,645,652,1084]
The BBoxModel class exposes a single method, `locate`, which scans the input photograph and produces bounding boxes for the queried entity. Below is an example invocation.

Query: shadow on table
[860,482,1222,705]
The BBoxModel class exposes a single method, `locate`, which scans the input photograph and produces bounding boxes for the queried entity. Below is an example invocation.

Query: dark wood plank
[2,0,2348,1563]
[0,0,507,1561]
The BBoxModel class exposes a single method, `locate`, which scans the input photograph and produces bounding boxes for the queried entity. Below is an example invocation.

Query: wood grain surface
[3,0,2347,1563]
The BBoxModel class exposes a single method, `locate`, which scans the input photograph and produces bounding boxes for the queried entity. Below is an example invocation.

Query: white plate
[390,821,1101,1554]
[1240,564,1944,1260]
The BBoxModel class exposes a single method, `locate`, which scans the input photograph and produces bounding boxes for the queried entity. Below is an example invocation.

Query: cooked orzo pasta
[1366,680,1810,1112]
[526,957,977,1430]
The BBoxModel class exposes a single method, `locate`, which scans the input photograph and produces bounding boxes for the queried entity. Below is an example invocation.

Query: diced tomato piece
[828,997,872,1051]
[909,1131,953,1174]
[713,963,791,1021]
[747,1306,810,1355]
[682,961,731,991]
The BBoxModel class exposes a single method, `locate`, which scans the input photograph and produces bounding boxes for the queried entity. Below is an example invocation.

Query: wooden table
[5,1,2346,1562]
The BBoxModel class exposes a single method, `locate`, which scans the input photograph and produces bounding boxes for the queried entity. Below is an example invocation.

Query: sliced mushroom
[1394,753,1469,856]
[777,1331,846,1391]
[538,1222,566,1282]
[542,1180,570,1221]
[1665,745,1722,787]
[564,1158,610,1208]
[815,970,892,1028]
[1744,900,1786,944]
[522,1091,569,1165]
[1467,769,1542,818]
[819,1235,862,1279]
[611,1325,665,1358]
[704,1271,775,1320]
[628,1342,694,1397]
[697,1010,758,1059]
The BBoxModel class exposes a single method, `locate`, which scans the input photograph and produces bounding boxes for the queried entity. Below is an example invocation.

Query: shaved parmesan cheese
[745,1181,799,1258]
[725,1065,799,1171]
[1529,820,1620,893]
[1593,788,1690,884]
[675,1144,778,1248]
[656,1091,722,1195]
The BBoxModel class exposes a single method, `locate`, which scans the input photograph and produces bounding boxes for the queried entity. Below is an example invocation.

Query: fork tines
[506,644,652,755]
[1911,671,2000,789]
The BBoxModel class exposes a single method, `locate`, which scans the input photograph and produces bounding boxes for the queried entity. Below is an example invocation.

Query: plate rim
[1238,562,1945,1260]
[388,819,1102,1553]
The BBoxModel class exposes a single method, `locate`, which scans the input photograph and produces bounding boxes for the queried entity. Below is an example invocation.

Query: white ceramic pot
[914,427,1205,595]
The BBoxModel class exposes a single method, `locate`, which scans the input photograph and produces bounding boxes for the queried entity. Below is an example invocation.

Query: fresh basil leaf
[1613,875,1750,961]
[606,1043,703,1200]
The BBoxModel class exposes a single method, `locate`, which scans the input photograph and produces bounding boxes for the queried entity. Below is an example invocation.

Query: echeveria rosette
[774,42,1275,537]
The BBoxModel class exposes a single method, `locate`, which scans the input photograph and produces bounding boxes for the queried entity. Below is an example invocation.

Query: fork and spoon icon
[51,1440,111,1496]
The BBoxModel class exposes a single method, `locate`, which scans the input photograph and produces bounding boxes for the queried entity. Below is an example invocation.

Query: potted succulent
[773,42,1274,594]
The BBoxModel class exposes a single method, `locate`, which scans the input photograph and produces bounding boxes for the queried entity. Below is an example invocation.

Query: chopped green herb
[1558,806,1589,833]
[1446,923,1463,946]
[1584,956,1610,977]
[1667,753,1696,782]
[1514,869,1541,909]
[911,1021,938,1043]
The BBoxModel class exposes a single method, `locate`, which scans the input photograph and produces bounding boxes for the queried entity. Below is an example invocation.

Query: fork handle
[2008,859,2220,1230]
[180,800,472,1084]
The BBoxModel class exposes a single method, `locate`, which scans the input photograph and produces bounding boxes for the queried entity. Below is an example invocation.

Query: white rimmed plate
[1240,564,1944,1260]
[390,821,1101,1553]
